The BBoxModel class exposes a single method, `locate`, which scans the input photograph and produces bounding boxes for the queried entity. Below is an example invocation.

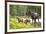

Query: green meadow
[9,16,41,29]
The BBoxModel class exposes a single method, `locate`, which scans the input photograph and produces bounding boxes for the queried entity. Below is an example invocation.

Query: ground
[9,16,41,29]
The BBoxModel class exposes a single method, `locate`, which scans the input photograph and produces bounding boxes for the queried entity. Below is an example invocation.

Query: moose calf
[24,19,31,24]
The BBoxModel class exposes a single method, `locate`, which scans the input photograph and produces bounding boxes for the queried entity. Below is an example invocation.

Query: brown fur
[24,19,31,24]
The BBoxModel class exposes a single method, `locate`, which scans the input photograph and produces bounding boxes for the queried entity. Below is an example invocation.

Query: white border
[7,2,43,32]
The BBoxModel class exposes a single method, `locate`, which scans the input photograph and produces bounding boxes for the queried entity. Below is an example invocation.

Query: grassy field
[9,16,41,29]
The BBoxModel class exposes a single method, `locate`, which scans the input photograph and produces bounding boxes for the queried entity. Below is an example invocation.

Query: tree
[10,5,17,17]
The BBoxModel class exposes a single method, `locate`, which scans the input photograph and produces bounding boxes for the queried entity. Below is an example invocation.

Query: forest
[9,5,41,29]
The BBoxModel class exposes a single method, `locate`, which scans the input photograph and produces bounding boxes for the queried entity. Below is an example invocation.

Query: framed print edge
[5,1,45,34]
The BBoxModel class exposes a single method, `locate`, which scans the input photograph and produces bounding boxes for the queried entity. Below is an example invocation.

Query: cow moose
[26,10,40,24]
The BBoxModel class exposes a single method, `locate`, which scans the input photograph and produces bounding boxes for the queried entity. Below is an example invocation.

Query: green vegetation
[10,17,41,29]
[10,5,41,17]
[9,5,41,29]
[10,17,33,29]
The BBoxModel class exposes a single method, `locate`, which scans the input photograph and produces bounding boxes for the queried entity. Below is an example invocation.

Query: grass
[9,16,41,29]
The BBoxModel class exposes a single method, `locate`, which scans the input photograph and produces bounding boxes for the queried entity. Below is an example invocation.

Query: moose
[16,17,23,23]
[26,10,40,23]
[16,17,31,24]
[24,18,31,24]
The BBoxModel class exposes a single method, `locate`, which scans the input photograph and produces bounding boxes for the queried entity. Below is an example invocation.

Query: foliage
[10,5,41,17]
[9,5,41,29]
[10,17,41,29]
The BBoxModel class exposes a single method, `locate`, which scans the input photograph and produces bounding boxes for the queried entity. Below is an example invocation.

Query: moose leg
[18,21,20,23]
[34,19,36,27]
[25,22,27,24]
[38,18,39,22]
[33,19,36,23]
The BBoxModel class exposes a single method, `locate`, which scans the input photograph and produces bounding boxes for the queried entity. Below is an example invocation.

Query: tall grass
[10,16,41,29]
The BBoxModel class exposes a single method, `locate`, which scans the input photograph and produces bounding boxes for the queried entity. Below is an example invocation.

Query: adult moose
[26,9,40,24]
